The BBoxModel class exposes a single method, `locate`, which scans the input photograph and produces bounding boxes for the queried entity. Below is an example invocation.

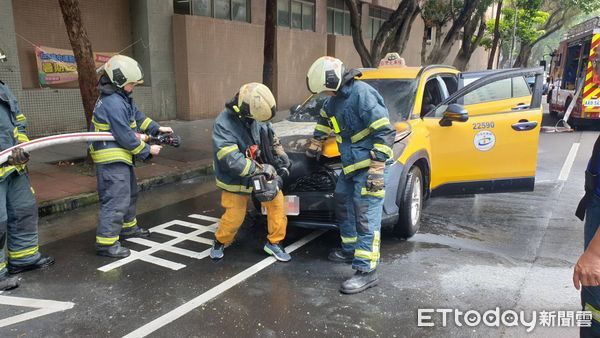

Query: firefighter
[305,56,395,294]
[91,55,172,258]
[0,50,55,290]
[210,82,291,262]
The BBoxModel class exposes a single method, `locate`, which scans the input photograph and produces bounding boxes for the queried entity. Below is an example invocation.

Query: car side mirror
[439,104,468,127]
[290,104,302,115]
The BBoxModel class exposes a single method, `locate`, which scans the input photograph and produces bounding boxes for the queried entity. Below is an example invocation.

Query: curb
[37,163,214,217]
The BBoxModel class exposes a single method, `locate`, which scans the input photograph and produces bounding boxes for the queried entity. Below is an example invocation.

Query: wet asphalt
[0,112,596,337]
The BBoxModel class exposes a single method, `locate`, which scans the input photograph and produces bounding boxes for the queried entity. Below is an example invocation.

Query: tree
[345,0,421,68]
[262,0,277,94]
[420,0,461,64]
[425,0,483,64]
[487,0,503,69]
[512,0,600,67]
[58,0,97,129]
[453,2,491,70]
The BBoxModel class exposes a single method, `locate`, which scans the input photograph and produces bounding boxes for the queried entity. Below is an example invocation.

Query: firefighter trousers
[335,164,390,272]
[0,172,41,276]
[95,162,141,247]
[215,190,287,246]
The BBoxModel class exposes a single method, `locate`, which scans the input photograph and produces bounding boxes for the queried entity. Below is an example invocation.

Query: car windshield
[362,79,417,121]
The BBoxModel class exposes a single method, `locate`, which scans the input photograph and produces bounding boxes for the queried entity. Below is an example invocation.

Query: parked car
[278,65,545,239]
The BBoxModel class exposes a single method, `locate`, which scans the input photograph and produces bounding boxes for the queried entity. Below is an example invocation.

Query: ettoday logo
[417,308,592,332]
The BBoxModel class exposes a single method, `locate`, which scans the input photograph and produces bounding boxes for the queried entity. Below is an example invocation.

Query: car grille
[290,210,336,223]
[289,171,336,192]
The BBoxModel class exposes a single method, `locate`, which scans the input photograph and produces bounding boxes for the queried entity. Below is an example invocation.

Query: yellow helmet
[306,56,345,94]
[235,83,276,122]
[103,55,144,88]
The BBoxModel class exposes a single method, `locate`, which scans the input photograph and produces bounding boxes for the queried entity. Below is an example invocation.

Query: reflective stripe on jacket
[313,79,395,175]
[213,108,282,194]
[0,81,28,182]
[89,76,160,165]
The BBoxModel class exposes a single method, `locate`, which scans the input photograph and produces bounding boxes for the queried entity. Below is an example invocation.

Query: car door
[422,68,544,196]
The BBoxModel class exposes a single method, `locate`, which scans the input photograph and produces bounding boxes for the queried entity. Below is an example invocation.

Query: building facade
[0,0,493,137]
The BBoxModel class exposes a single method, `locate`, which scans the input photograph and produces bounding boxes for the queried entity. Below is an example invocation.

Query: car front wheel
[394,166,423,239]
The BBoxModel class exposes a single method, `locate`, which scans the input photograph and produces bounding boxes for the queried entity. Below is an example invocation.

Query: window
[327,0,351,36]
[368,6,391,39]
[362,79,418,121]
[425,27,433,44]
[173,0,250,22]
[277,0,315,31]
[463,77,531,105]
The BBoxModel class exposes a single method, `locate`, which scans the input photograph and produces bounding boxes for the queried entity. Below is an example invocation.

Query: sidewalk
[28,110,304,217]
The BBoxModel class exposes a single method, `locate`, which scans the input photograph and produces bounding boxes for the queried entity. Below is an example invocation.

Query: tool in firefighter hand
[247,148,280,202]
[139,132,182,148]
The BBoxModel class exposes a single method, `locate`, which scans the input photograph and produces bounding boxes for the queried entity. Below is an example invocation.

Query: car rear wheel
[394,166,422,239]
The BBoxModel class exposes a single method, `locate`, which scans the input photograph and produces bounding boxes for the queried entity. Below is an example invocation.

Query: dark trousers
[582,194,600,336]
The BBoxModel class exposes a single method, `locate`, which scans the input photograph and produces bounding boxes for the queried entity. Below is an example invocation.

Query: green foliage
[480,4,548,48]
[421,0,463,26]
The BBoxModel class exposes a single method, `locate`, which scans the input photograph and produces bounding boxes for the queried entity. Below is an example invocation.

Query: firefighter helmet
[236,82,277,122]
[306,56,345,94]
[103,55,144,88]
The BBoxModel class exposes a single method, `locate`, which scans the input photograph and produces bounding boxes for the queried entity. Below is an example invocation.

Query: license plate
[585,99,600,107]
[261,195,300,216]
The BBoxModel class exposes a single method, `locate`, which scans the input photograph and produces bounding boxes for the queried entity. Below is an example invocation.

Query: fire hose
[0,132,181,165]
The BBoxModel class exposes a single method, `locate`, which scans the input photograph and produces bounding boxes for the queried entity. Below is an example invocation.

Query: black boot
[340,270,379,294]
[120,227,150,239]
[0,275,19,291]
[328,248,354,263]
[8,255,55,275]
[96,242,131,258]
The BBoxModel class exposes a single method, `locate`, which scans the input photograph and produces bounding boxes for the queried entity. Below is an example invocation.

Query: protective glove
[7,148,30,166]
[305,138,323,160]
[254,163,278,180]
[366,160,385,192]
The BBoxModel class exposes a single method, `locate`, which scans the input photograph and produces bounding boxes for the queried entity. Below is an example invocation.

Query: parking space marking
[558,142,580,181]
[97,215,218,272]
[0,295,74,328]
[123,230,326,338]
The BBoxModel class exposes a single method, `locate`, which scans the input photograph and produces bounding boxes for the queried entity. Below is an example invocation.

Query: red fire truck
[548,17,600,127]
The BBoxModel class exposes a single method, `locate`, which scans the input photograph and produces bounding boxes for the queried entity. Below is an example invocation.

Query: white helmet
[103,55,143,88]
[235,82,277,122]
[0,49,6,63]
[306,56,345,94]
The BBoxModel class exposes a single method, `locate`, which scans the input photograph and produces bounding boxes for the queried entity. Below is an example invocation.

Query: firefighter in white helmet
[306,56,395,294]
[91,54,173,258]
[210,83,292,261]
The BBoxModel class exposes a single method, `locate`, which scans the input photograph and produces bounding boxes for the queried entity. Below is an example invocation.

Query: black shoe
[96,242,131,258]
[8,255,55,275]
[0,275,19,291]
[340,270,379,294]
[328,248,354,263]
[120,227,150,239]
[210,240,225,260]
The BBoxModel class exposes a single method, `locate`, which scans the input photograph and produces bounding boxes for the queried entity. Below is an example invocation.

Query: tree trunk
[346,0,372,67]
[513,43,533,67]
[262,0,277,95]
[487,0,503,69]
[386,5,420,56]
[453,11,487,70]
[426,0,481,64]
[58,0,97,130]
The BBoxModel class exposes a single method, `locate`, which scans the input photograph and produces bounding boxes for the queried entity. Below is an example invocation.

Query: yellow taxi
[283,58,544,238]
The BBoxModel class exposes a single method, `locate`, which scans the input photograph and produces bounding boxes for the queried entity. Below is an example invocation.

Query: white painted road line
[0,295,74,328]
[558,143,580,181]
[123,230,326,338]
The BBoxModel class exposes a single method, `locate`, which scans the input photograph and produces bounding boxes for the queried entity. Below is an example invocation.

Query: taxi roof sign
[379,53,406,68]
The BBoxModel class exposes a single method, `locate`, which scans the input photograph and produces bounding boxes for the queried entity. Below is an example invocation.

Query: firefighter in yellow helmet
[210,83,292,261]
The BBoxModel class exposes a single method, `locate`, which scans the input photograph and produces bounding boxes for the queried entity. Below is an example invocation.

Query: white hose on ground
[0,132,115,165]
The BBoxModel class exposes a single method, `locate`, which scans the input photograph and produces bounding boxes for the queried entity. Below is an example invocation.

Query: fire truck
[548,17,600,127]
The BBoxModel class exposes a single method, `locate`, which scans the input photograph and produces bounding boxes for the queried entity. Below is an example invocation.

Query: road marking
[123,230,325,338]
[97,215,218,272]
[0,295,74,328]
[558,143,580,181]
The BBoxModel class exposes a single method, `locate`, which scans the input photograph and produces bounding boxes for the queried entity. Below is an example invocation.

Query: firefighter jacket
[89,75,160,165]
[313,74,395,176]
[212,108,287,194]
[0,80,28,182]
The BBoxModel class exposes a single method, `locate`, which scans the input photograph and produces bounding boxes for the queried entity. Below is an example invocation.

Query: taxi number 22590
[473,122,495,130]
